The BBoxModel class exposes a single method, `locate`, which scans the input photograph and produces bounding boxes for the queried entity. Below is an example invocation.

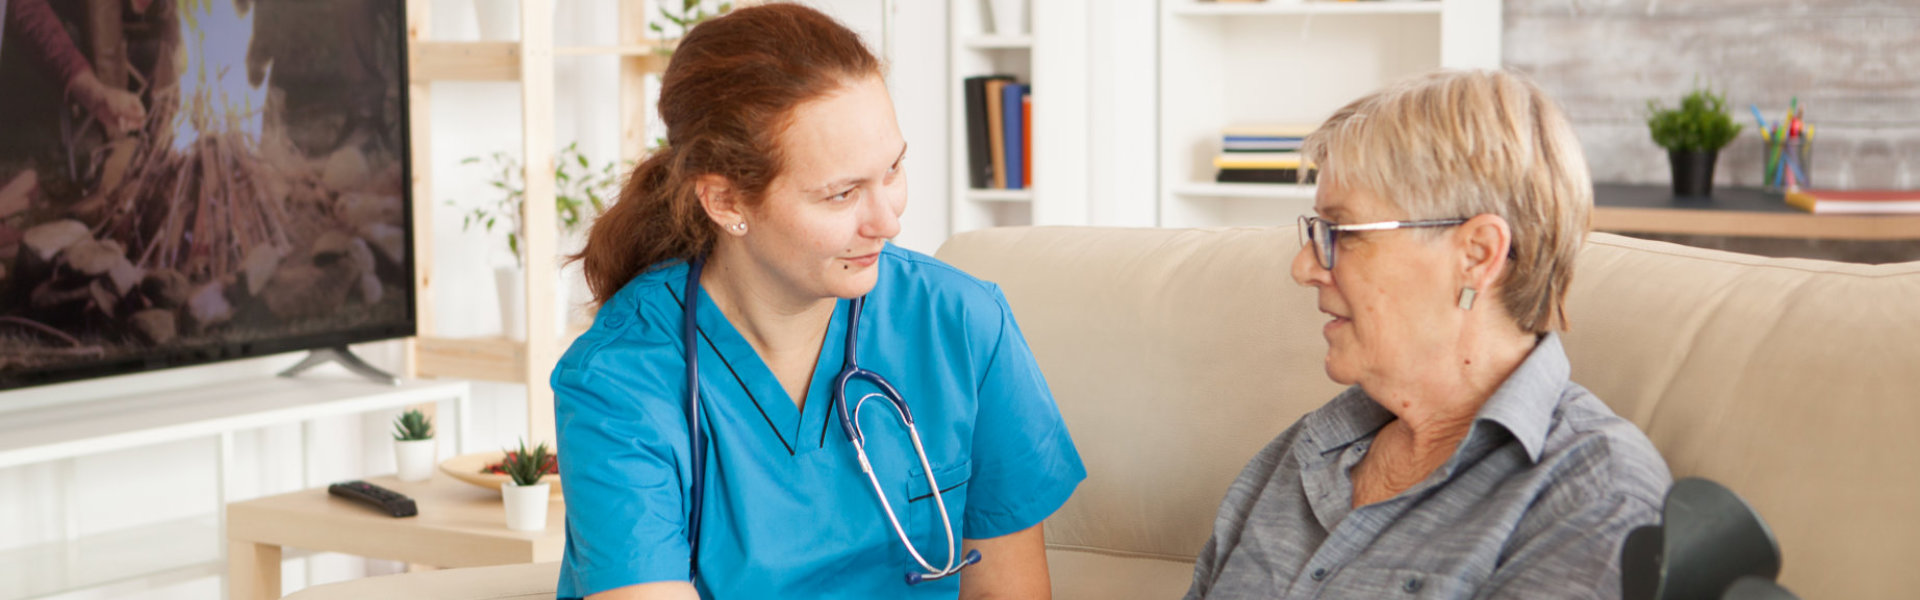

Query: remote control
[328,480,418,517]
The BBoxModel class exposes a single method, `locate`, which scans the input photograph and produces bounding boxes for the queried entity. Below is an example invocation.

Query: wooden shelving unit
[403,0,679,447]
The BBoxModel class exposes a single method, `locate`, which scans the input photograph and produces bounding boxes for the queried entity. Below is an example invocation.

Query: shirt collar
[1468,332,1570,463]
[1302,332,1571,464]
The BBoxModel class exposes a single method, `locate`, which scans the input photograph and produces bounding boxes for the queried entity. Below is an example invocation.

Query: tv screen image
[0,0,413,389]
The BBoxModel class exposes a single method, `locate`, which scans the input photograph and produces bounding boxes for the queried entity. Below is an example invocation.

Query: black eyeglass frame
[1297,215,1471,270]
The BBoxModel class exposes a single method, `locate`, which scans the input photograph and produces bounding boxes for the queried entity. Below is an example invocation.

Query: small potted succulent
[1647,85,1743,198]
[391,409,435,482]
[500,440,556,531]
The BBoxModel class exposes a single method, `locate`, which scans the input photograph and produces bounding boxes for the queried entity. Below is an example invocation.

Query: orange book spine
[1022,95,1033,189]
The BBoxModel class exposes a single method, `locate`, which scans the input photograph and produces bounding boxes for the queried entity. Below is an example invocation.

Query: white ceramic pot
[394,438,436,482]
[473,0,519,41]
[987,0,1027,36]
[502,481,551,531]
[495,265,568,342]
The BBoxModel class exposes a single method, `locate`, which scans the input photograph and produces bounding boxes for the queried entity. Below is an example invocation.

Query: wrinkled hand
[70,71,148,135]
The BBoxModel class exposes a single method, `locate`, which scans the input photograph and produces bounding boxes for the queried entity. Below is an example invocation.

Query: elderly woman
[1184,70,1672,599]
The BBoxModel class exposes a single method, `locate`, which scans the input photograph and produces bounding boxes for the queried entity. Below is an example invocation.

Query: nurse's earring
[729,222,747,235]
[1457,287,1477,311]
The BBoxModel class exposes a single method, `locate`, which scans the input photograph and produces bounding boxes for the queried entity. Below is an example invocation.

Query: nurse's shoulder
[552,261,695,411]
[876,244,1012,338]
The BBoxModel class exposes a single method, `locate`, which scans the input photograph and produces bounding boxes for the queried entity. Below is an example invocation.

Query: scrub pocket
[904,459,971,564]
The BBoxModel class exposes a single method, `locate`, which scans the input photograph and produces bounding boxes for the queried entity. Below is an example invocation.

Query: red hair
[576,3,882,306]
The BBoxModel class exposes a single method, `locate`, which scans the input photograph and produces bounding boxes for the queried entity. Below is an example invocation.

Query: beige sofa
[289,227,1920,599]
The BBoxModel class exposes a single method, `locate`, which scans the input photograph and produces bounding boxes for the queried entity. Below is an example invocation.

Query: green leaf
[1646,84,1743,152]
[459,157,480,164]
[683,0,700,12]
[392,409,433,441]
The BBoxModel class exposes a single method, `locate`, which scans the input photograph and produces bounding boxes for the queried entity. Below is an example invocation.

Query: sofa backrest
[934,226,1920,600]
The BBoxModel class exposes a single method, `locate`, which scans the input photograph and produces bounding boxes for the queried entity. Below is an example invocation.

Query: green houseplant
[1647,86,1743,198]
[454,142,625,341]
[391,409,436,482]
[455,142,622,269]
[500,440,556,531]
[392,409,433,441]
[652,0,735,53]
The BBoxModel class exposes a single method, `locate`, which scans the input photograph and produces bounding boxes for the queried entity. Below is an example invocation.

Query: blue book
[1001,83,1027,190]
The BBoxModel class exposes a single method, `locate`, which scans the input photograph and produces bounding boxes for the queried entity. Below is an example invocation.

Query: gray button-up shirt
[1185,333,1671,599]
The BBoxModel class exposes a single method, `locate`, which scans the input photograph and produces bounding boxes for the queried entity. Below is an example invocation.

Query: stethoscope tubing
[679,256,976,586]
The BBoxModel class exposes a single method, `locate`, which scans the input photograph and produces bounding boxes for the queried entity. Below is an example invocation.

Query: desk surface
[227,474,566,569]
[1592,184,1920,240]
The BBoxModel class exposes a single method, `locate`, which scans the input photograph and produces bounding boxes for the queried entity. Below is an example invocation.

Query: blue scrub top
[551,244,1086,599]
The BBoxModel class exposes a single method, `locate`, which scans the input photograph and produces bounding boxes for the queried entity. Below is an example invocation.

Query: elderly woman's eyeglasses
[1298,215,1469,270]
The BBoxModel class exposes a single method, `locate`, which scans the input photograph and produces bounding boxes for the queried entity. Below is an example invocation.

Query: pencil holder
[1766,138,1812,191]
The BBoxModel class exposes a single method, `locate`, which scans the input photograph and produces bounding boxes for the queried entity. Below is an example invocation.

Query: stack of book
[1784,189,1920,214]
[1215,125,1314,184]
[963,75,1033,190]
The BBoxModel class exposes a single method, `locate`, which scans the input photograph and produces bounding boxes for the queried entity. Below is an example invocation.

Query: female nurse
[551,5,1085,599]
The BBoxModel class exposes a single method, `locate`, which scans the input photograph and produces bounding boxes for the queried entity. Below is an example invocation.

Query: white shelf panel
[0,516,219,600]
[967,189,1036,203]
[1172,182,1318,200]
[0,376,470,469]
[1172,1,1443,16]
[0,515,324,600]
[964,35,1035,49]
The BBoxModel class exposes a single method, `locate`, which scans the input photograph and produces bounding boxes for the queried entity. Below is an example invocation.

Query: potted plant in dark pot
[1647,86,1742,199]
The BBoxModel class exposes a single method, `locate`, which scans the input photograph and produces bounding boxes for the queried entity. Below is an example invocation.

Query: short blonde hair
[1302,69,1593,333]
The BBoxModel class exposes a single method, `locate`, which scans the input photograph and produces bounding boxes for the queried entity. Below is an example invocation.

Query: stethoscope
[681,256,982,585]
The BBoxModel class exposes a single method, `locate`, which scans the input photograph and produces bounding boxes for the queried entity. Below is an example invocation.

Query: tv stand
[279,346,400,386]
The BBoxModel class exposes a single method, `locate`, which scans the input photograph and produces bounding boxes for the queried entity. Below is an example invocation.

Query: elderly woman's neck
[1372,325,1540,460]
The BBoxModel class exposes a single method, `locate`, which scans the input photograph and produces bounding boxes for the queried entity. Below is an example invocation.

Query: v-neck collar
[670,277,847,457]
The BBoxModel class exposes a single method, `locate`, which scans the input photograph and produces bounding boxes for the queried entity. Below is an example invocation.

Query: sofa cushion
[936,227,1920,600]
[1564,232,1920,599]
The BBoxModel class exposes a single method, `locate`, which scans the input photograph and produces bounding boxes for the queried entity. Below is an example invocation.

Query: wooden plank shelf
[409,41,521,81]
[1592,184,1920,241]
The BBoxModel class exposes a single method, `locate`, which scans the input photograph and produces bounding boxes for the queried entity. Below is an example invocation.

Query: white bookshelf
[1170,2,1445,16]
[1156,0,1500,228]
[947,0,1090,235]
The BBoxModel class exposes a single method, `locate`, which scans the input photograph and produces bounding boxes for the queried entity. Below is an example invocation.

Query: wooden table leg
[228,540,282,600]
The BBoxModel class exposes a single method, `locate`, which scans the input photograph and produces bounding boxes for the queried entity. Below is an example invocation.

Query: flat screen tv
[0,0,413,390]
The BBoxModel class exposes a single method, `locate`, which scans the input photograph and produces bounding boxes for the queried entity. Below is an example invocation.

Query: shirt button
[605,313,627,328]
[1353,444,1368,455]
[1310,568,1329,581]
[1403,577,1423,593]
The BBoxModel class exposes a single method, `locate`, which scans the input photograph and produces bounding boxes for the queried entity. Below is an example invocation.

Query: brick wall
[1505,0,1917,190]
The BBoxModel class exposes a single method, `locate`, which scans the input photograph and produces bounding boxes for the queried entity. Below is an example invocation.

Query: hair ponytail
[576,145,710,306]
[571,3,881,307]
